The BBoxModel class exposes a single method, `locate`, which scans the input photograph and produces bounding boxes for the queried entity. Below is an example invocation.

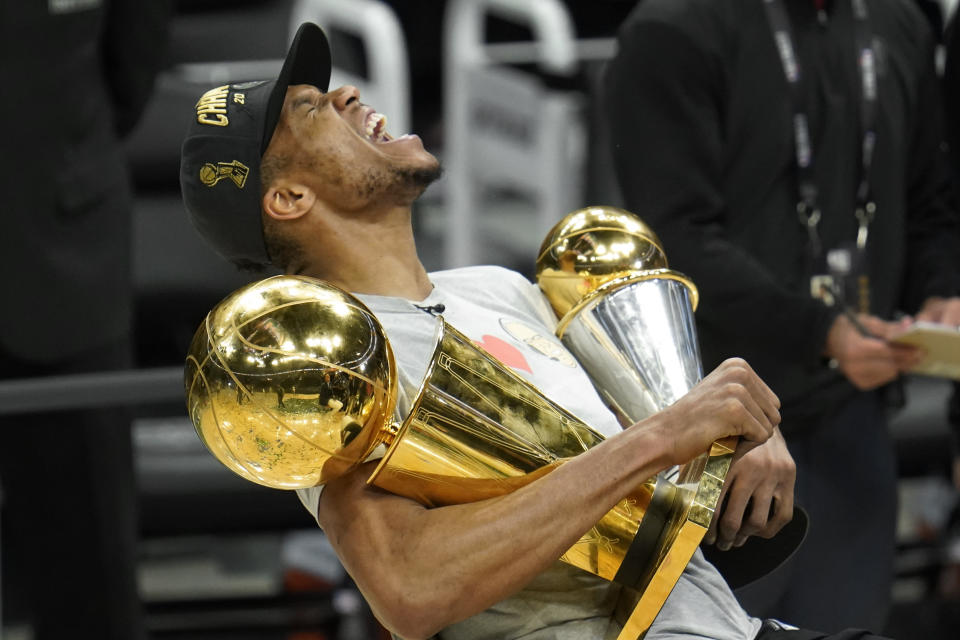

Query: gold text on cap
[196,85,230,126]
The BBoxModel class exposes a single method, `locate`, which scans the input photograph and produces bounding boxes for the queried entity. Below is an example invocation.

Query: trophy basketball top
[535,206,669,318]
[184,275,398,489]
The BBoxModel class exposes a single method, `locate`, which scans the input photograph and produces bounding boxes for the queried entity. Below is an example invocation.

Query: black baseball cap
[180,22,332,266]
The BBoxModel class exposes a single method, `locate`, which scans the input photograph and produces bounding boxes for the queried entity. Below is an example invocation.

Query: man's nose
[329,85,361,111]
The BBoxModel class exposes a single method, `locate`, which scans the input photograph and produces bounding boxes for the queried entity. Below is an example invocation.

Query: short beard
[389,162,444,202]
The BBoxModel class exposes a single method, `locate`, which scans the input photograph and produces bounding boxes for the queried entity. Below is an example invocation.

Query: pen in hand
[841,307,880,339]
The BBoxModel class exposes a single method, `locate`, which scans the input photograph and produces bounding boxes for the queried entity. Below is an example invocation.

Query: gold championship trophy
[184,212,731,637]
[536,206,737,636]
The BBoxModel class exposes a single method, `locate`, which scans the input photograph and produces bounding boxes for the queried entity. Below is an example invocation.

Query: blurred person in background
[604,0,960,634]
[0,1,169,638]
[939,2,960,599]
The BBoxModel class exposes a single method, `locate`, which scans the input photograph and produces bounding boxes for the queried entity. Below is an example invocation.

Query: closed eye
[290,96,315,113]
[291,91,329,114]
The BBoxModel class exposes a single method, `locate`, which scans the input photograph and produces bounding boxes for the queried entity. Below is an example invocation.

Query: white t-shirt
[297,266,761,640]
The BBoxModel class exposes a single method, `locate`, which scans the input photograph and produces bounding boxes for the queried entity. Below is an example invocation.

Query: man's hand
[653,358,780,466]
[915,296,960,325]
[704,428,795,550]
[825,313,921,389]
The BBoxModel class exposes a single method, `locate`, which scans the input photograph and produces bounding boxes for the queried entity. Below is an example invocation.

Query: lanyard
[762,0,878,260]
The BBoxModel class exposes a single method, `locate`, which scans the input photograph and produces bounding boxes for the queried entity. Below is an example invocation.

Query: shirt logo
[200,161,249,189]
[475,335,531,373]
[500,319,577,368]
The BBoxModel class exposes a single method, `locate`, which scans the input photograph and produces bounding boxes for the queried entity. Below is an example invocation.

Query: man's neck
[296,203,434,301]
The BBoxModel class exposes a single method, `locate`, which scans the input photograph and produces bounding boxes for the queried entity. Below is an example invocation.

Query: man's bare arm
[317,358,780,639]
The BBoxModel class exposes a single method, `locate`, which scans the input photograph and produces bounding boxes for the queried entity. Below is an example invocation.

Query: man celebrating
[180,23,886,640]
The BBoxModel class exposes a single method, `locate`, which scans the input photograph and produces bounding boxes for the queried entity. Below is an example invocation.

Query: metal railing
[442,0,592,268]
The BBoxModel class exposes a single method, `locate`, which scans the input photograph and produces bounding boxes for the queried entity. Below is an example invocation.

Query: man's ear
[263,182,316,221]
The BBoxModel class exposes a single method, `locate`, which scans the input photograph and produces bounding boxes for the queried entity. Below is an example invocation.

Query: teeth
[365,112,386,139]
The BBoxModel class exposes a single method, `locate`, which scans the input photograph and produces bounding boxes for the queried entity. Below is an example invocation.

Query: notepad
[889,321,960,380]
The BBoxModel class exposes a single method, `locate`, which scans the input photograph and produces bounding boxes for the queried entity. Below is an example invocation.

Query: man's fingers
[740,374,781,428]
[858,315,899,339]
[890,343,924,370]
[737,389,777,439]
[840,339,901,389]
[759,493,794,539]
[715,363,778,440]
[742,487,776,541]
[942,302,960,325]
[916,297,960,325]
[726,358,781,418]
[722,489,793,547]
[715,483,753,551]
[731,401,773,443]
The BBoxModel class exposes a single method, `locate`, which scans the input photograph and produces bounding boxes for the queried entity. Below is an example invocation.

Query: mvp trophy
[183,238,729,638]
[536,206,737,636]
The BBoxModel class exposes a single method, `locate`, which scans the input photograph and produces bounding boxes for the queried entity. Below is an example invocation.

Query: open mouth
[364,111,393,143]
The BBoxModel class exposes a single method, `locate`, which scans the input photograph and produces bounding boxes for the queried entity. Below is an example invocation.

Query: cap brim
[261,22,332,153]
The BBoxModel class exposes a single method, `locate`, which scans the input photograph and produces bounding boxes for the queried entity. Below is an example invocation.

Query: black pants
[755,619,893,639]
[0,342,143,640]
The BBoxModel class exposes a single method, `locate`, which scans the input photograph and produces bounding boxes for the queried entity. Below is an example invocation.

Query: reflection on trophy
[535,205,668,320]
[184,276,399,489]
[537,205,737,636]
[184,273,727,639]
